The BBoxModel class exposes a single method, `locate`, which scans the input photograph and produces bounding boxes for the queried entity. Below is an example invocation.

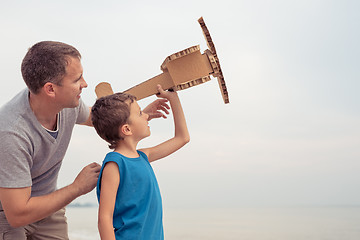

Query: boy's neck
[114,139,139,158]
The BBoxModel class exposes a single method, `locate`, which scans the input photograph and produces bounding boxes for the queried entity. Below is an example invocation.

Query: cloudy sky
[0,0,359,208]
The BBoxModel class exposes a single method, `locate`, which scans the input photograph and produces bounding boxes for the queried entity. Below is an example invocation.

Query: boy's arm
[98,162,119,240]
[140,85,190,162]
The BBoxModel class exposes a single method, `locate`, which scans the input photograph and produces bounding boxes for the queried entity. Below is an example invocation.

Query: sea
[66,206,360,240]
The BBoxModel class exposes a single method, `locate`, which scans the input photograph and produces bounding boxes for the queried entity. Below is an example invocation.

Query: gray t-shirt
[0,89,89,211]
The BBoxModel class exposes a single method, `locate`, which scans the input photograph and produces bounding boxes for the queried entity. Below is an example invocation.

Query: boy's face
[127,100,150,140]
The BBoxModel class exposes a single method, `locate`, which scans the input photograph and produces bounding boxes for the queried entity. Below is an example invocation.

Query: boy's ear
[120,124,132,137]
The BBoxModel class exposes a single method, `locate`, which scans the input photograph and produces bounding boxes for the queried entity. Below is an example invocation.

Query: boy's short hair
[91,92,136,149]
[21,41,81,94]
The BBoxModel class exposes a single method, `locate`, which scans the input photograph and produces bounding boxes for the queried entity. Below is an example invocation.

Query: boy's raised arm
[141,85,190,162]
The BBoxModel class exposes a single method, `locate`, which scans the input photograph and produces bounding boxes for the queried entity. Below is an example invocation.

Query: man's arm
[142,98,170,120]
[80,107,93,126]
[81,97,171,127]
[0,162,100,228]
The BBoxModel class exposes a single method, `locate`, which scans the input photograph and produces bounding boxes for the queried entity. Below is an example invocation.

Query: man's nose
[81,78,88,88]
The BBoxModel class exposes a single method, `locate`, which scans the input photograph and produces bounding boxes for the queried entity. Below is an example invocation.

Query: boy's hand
[156,84,178,100]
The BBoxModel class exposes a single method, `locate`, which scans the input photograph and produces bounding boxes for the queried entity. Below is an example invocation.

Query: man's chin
[66,101,80,109]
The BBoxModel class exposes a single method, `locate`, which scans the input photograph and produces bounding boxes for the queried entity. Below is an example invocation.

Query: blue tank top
[96,151,164,240]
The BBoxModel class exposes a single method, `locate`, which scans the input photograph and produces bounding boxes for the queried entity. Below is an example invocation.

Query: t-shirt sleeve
[75,98,90,124]
[0,131,32,188]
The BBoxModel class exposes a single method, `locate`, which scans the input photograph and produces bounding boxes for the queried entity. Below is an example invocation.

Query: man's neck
[29,92,60,130]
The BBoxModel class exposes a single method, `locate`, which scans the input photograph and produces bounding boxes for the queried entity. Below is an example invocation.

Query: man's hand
[143,98,170,120]
[72,162,101,196]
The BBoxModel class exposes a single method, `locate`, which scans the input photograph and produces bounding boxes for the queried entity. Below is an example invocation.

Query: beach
[66,206,360,240]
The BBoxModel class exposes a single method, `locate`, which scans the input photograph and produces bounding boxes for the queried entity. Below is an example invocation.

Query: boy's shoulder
[102,151,148,165]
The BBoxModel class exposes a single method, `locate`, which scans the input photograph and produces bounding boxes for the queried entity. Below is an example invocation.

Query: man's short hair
[21,41,81,94]
[91,93,136,149]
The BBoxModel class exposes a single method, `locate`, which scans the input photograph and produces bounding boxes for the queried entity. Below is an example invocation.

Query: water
[66,206,360,240]
[66,206,99,240]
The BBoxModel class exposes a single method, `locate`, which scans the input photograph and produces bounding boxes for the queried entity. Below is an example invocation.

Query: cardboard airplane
[95,17,229,104]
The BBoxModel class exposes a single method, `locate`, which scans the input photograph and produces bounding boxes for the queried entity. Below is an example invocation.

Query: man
[0,41,169,239]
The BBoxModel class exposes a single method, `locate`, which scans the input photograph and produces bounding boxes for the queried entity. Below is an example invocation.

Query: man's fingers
[157,99,170,109]
[88,162,101,172]
[159,106,170,114]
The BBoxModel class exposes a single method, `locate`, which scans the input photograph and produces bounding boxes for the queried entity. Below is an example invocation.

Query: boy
[91,85,190,240]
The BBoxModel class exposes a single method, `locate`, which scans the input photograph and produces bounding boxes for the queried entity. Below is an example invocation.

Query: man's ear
[43,82,55,97]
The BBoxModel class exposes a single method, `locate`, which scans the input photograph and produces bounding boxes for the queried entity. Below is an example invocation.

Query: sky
[0,0,359,208]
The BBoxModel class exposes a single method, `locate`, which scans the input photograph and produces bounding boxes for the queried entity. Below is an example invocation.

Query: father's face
[54,57,88,108]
